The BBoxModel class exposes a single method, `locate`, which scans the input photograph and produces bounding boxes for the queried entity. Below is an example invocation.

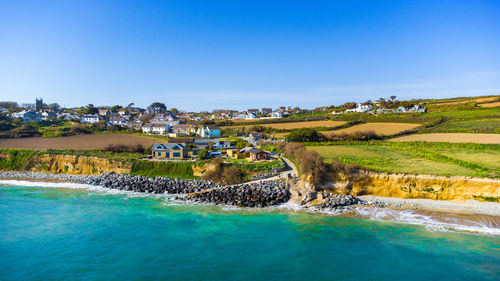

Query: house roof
[152,143,186,151]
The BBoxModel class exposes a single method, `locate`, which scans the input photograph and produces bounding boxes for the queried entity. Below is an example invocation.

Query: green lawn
[307,141,499,178]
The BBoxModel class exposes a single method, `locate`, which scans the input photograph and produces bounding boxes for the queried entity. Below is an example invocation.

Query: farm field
[223,120,347,130]
[307,141,499,178]
[390,133,500,144]
[0,134,164,150]
[429,96,498,105]
[479,101,500,108]
[421,118,500,134]
[321,122,421,136]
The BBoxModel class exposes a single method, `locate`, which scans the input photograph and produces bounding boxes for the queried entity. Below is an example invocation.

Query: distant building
[36,98,43,111]
[197,126,221,138]
[12,110,42,122]
[41,111,57,121]
[98,108,110,116]
[346,104,373,113]
[240,148,270,161]
[107,116,126,126]
[81,115,100,124]
[271,111,284,118]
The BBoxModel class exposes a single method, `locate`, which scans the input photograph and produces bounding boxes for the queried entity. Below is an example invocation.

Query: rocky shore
[0,171,368,210]
[185,180,289,207]
[0,172,291,207]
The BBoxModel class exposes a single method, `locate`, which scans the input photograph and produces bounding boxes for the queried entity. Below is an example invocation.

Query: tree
[342,102,357,109]
[0,101,19,109]
[110,105,122,112]
[198,149,209,160]
[150,102,166,113]
[170,108,179,114]
[47,103,60,110]
[83,105,98,115]
[390,96,397,101]
[127,103,135,108]
[208,141,214,151]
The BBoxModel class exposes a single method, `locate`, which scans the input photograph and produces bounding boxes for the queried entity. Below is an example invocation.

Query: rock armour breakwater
[185,180,289,207]
[0,171,292,208]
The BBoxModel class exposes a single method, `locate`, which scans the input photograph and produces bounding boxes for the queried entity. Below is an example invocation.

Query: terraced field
[321,122,421,136]
[390,133,500,144]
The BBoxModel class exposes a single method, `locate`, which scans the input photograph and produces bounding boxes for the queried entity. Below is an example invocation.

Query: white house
[12,110,42,122]
[197,126,221,137]
[271,111,284,118]
[346,104,373,113]
[81,115,100,124]
[41,111,57,121]
[245,111,258,120]
[108,116,127,126]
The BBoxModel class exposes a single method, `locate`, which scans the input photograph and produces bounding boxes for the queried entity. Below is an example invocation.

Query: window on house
[165,153,169,158]
[173,152,181,157]
[157,152,161,157]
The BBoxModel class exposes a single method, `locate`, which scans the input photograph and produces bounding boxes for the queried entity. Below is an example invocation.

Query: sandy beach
[359,195,500,216]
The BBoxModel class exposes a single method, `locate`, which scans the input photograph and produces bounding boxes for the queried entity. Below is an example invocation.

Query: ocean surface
[1,181,499,281]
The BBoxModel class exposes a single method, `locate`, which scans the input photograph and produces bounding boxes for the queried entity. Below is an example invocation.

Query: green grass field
[307,141,499,178]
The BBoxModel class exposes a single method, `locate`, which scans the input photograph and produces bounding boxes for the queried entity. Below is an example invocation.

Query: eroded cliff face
[326,172,500,202]
[28,154,131,175]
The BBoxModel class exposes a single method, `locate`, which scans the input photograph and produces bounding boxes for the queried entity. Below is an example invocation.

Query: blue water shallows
[1,183,499,281]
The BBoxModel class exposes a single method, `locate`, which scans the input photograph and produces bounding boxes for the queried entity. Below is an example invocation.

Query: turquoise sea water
[1,182,499,281]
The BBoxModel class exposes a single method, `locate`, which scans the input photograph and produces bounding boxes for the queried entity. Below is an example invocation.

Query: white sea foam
[0,179,162,198]
[353,206,500,236]
[3,179,499,236]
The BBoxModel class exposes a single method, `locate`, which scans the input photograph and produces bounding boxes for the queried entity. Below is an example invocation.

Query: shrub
[279,142,327,186]
[201,158,243,184]
[197,149,209,160]
[285,128,321,142]
[324,130,381,141]
[104,144,146,154]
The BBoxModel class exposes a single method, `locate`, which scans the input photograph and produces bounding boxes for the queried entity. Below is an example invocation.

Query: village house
[12,110,42,122]
[239,147,271,161]
[261,108,272,114]
[108,115,127,126]
[271,110,284,118]
[197,126,221,137]
[226,149,245,159]
[98,108,109,116]
[346,104,374,113]
[249,133,263,143]
[0,106,9,114]
[152,143,187,159]
[41,111,57,121]
[171,124,194,136]
[118,109,130,116]
[81,115,100,124]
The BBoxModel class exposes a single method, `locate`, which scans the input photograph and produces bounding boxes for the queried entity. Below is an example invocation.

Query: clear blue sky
[0,0,499,111]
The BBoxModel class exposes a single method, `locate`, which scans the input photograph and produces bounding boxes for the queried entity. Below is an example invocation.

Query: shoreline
[1,170,499,217]
[2,172,500,236]
[358,195,500,217]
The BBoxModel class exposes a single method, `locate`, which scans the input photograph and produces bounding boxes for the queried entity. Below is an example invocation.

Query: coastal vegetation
[130,160,196,179]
